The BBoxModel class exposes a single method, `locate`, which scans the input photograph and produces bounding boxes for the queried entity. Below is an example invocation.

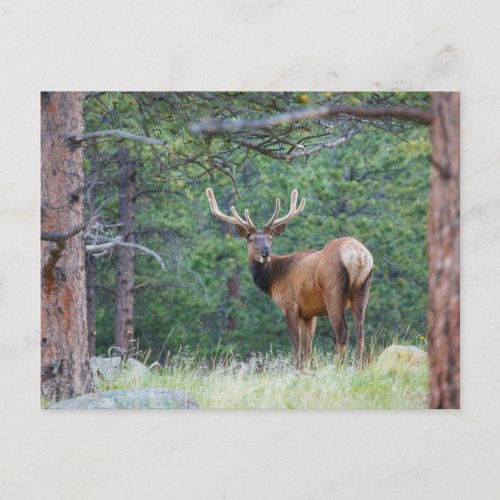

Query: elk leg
[326,303,348,365]
[351,272,372,369]
[284,311,302,370]
[301,317,317,367]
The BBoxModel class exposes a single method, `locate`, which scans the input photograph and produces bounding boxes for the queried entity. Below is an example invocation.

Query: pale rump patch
[340,241,373,288]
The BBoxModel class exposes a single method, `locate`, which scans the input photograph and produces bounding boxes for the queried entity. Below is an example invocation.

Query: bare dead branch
[85,236,166,271]
[85,241,115,253]
[41,222,87,242]
[42,223,87,278]
[68,130,169,147]
[133,281,150,291]
[190,105,433,135]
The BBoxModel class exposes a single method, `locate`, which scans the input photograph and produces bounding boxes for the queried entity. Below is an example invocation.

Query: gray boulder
[89,356,121,382]
[90,356,149,383]
[48,388,200,409]
[124,357,149,376]
[376,345,428,371]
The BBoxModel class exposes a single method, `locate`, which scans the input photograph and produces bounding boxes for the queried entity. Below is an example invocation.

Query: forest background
[82,91,431,361]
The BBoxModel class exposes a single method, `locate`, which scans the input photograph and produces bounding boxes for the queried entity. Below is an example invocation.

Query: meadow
[90,345,428,410]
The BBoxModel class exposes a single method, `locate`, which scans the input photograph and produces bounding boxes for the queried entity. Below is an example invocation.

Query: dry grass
[94,346,428,409]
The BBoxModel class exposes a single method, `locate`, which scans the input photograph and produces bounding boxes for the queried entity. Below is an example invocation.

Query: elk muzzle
[259,246,271,263]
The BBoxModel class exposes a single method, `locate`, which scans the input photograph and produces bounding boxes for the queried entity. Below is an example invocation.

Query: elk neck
[249,254,297,296]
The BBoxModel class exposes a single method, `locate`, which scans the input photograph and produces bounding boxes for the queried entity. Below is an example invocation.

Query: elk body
[206,188,373,369]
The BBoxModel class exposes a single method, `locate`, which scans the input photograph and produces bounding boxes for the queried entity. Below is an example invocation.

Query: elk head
[206,188,306,264]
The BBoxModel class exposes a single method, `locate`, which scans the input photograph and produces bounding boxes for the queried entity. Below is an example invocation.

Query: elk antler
[264,189,306,230]
[206,188,256,231]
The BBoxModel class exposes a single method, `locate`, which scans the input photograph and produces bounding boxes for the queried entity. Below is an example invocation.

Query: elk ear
[269,223,287,238]
[235,224,251,239]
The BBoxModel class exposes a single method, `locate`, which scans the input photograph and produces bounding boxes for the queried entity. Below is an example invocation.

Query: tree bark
[41,92,95,400]
[85,253,97,357]
[428,92,460,409]
[84,165,98,358]
[114,147,137,351]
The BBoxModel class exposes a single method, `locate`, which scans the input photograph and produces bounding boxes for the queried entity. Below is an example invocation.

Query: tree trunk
[84,165,98,358]
[41,92,95,400]
[428,92,460,409]
[114,147,137,351]
[85,253,97,357]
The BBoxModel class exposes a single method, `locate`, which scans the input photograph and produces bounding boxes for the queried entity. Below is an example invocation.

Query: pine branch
[190,105,433,135]
[238,135,351,161]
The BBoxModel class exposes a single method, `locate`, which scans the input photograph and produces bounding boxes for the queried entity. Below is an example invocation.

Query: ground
[83,348,428,409]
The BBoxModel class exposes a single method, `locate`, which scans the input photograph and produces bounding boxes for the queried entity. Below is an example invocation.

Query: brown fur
[248,236,373,369]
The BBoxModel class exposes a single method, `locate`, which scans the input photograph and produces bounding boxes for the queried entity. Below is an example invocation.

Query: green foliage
[83,92,431,359]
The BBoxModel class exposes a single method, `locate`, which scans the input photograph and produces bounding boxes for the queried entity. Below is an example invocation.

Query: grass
[92,346,429,409]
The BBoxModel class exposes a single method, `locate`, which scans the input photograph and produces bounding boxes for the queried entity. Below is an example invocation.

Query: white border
[1,1,499,498]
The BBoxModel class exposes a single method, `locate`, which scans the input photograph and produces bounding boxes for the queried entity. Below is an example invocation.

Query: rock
[124,357,149,376]
[48,388,200,409]
[376,345,428,371]
[89,356,122,382]
[90,356,149,383]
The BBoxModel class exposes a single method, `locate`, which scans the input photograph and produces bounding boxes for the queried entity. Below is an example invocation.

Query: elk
[206,188,373,369]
